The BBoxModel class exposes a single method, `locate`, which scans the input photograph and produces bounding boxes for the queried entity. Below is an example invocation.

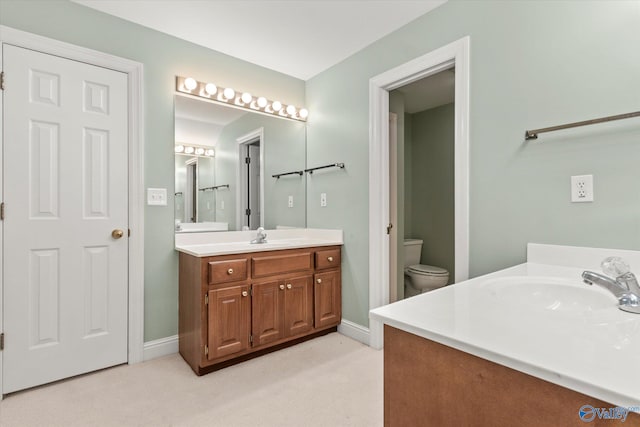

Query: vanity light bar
[175,144,215,157]
[176,76,308,122]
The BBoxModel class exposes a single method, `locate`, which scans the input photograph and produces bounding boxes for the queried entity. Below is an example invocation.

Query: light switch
[288,195,294,208]
[147,188,167,206]
[320,193,327,207]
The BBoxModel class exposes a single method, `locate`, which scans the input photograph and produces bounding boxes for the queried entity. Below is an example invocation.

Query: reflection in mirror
[174,94,306,232]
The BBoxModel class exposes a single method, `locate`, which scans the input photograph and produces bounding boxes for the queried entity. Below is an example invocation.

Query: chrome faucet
[250,227,268,244]
[582,257,640,314]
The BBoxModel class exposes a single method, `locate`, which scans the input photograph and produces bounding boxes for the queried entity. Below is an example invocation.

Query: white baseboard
[338,319,370,346]
[143,335,179,361]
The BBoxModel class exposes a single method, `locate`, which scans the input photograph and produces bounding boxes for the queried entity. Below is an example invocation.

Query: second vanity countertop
[370,243,640,409]
[175,228,343,257]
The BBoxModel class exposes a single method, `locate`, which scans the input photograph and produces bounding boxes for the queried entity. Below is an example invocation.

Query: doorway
[236,128,264,230]
[368,37,470,349]
[390,68,456,301]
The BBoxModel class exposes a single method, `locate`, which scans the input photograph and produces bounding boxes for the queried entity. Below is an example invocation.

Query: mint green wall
[0,0,304,341]
[214,112,306,230]
[306,1,640,327]
[408,103,455,283]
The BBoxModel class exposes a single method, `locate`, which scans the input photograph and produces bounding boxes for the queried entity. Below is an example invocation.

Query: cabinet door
[284,275,314,337]
[314,271,342,328]
[252,280,285,347]
[208,285,250,360]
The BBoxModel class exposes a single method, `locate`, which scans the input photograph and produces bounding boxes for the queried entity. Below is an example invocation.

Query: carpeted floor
[0,333,383,427]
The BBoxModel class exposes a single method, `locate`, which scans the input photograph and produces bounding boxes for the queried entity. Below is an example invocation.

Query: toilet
[403,239,449,296]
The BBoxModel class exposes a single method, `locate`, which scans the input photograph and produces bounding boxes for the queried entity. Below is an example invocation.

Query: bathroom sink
[480,276,617,313]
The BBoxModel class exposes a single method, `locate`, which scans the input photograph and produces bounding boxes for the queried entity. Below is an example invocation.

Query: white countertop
[175,228,343,257]
[370,243,640,409]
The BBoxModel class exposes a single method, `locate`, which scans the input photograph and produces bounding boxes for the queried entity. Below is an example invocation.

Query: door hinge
[386,223,393,235]
[128,228,131,237]
[250,334,253,344]
[0,333,4,351]
[205,294,209,305]
[250,287,253,297]
[245,157,251,164]
[204,345,208,356]
[245,208,251,216]
[0,202,4,221]
[0,71,4,91]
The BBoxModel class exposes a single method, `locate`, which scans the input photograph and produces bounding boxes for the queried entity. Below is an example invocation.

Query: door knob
[111,229,124,239]
[327,256,334,262]
[286,284,292,290]
[227,268,234,275]
[279,284,285,290]
[317,278,322,284]
[242,291,248,297]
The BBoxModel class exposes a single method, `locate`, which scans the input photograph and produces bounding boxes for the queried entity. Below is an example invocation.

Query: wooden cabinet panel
[208,285,250,360]
[179,245,341,375]
[283,275,314,337]
[208,258,248,285]
[315,248,341,270]
[252,252,312,278]
[314,270,342,328]
[252,280,285,346]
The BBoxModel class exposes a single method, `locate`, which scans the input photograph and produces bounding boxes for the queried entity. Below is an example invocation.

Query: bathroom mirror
[174,94,307,232]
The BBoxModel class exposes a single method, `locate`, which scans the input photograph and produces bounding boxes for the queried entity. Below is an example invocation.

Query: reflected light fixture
[175,143,215,157]
[204,83,217,95]
[176,76,308,122]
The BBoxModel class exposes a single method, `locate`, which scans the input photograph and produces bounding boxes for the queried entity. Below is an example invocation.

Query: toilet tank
[403,239,423,268]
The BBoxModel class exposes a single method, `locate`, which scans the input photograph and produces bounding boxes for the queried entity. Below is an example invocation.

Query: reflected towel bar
[272,170,304,179]
[199,184,230,192]
[525,111,640,140]
[305,163,345,174]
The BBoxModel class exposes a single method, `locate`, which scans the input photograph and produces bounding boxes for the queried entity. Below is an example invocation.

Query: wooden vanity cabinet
[179,246,341,375]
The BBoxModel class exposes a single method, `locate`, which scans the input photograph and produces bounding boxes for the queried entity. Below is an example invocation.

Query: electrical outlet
[147,188,167,206]
[571,175,593,203]
[320,193,327,207]
[288,195,294,208]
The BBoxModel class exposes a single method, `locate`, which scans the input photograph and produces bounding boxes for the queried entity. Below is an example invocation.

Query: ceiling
[72,0,447,80]
[395,68,455,113]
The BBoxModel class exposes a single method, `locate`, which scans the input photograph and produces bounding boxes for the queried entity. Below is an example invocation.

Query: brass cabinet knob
[286,284,292,290]
[279,284,285,290]
[242,290,248,297]
[327,256,334,262]
[227,268,234,275]
[111,229,124,239]
[317,278,322,284]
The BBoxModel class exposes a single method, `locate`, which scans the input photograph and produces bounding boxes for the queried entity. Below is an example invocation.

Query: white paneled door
[2,45,128,393]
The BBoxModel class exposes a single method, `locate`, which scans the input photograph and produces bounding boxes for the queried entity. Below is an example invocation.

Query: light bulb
[257,97,268,108]
[184,77,197,91]
[299,108,309,119]
[286,105,296,116]
[195,147,205,155]
[205,149,215,157]
[184,146,195,154]
[223,87,235,100]
[175,145,185,153]
[205,83,217,95]
[241,92,252,104]
[271,101,282,112]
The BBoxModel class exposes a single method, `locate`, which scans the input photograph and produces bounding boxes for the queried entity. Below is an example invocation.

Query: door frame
[368,36,470,349]
[0,25,145,396]
[235,127,264,230]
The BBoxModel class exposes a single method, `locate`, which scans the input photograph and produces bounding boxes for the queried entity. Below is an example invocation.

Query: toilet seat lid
[407,264,448,276]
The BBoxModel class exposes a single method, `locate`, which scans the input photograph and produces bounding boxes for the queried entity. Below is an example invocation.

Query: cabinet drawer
[315,248,341,270]
[252,252,313,278]
[208,258,248,285]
